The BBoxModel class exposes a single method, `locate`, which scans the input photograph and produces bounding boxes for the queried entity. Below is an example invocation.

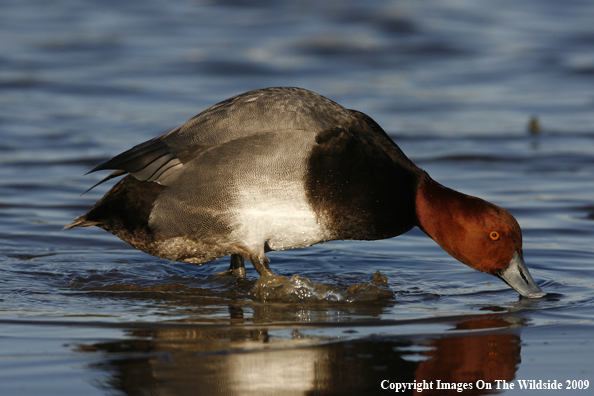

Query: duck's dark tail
[64,175,165,253]
[63,214,97,229]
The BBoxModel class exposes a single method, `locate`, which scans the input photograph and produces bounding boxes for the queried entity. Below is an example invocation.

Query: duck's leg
[213,254,246,278]
[250,253,275,277]
[229,254,246,278]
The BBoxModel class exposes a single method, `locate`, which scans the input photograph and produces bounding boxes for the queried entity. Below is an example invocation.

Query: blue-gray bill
[497,251,546,298]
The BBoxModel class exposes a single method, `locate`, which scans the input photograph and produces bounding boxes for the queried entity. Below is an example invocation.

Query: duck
[65,87,545,298]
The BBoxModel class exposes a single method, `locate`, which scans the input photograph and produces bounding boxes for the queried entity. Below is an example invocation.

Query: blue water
[1,0,594,395]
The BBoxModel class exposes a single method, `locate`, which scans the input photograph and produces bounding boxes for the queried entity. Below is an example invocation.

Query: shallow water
[2,0,594,395]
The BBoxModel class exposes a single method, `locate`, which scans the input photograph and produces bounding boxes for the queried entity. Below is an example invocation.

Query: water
[1,0,594,394]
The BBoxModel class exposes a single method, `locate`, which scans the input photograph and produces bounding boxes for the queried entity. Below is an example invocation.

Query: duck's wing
[87,87,352,190]
[88,133,183,188]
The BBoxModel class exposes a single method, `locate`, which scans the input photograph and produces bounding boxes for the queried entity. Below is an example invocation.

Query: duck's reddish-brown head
[416,177,545,298]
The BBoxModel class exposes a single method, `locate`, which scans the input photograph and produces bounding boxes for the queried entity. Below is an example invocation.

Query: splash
[251,270,393,302]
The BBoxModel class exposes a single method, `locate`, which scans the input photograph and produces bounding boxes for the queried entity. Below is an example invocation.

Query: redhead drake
[66,87,545,298]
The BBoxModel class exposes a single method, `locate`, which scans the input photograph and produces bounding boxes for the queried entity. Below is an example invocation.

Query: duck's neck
[415,176,478,267]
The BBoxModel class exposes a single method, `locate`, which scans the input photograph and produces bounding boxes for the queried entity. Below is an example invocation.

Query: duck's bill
[497,251,546,298]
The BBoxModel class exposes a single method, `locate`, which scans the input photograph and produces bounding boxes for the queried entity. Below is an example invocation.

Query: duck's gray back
[161,87,352,151]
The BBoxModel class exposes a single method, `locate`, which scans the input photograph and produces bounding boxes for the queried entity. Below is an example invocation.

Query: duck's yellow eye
[490,231,500,241]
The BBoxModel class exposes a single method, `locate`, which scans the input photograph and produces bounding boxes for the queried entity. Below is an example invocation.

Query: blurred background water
[1,0,594,395]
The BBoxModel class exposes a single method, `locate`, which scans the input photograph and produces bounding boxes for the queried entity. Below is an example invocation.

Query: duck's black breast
[306,110,424,241]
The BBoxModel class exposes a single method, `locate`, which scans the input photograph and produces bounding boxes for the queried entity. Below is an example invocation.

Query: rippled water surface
[2,1,594,395]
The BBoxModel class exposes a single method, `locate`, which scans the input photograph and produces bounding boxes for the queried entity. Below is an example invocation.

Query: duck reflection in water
[78,312,522,396]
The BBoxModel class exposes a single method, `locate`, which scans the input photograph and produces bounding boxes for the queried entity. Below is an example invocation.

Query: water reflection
[78,313,523,395]
[415,317,521,395]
